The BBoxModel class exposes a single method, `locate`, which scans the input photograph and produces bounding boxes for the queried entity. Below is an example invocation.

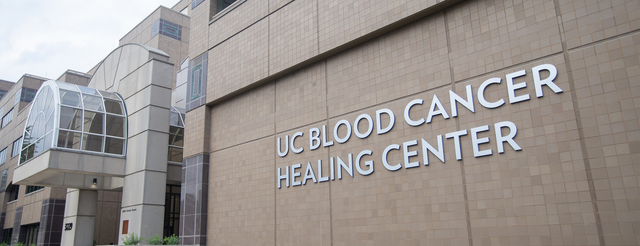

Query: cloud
[16,42,73,66]
[0,0,179,82]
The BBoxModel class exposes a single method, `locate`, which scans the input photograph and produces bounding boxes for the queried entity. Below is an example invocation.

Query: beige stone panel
[181,26,191,44]
[4,209,14,228]
[138,24,155,46]
[95,191,122,245]
[208,20,270,102]
[454,55,594,245]
[161,7,187,29]
[189,0,212,59]
[5,208,14,226]
[208,0,269,47]
[269,0,318,74]
[275,62,326,132]
[559,0,640,49]
[275,124,331,246]
[569,33,640,245]
[51,187,67,200]
[326,12,451,118]
[269,0,294,12]
[210,82,275,151]
[208,138,275,246]
[157,35,188,88]
[447,0,563,82]
[21,200,43,224]
[184,106,210,158]
[322,87,467,245]
[318,0,441,54]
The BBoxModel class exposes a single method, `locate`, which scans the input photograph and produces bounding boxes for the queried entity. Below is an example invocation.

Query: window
[168,126,184,162]
[21,81,128,165]
[168,106,185,163]
[26,185,43,194]
[20,88,37,103]
[0,148,6,165]
[151,19,182,40]
[14,88,21,105]
[11,137,21,157]
[2,228,11,244]
[216,0,237,14]
[8,185,18,202]
[22,223,39,246]
[192,0,204,9]
[163,185,181,237]
[1,108,13,128]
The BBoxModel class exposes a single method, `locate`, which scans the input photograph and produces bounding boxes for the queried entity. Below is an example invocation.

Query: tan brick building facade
[181,0,640,245]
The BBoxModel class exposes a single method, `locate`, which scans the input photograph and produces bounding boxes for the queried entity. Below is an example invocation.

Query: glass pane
[83,111,104,134]
[167,146,183,162]
[30,113,45,141]
[105,137,124,155]
[104,99,123,115]
[78,86,98,96]
[22,132,32,148]
[33,133,47,157]
[57,130,81,149]
[83,95,104,112]
[21,144,34,164]
[42,132,52,153]
[37,87,50,111]
[99,90,120,100]
[59,90,81,107]
[45,113,54,135]
[59,107,82,131]
[56,82,79,92]
[106,115,124,137]
[82,134,103,152]
[169,111,181,127]
[168,126,183,147]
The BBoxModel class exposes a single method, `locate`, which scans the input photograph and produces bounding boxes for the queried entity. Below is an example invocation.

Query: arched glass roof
[20,80,128,164]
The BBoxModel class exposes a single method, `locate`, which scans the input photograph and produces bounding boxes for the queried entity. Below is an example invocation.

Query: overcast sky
[0,0,180,83]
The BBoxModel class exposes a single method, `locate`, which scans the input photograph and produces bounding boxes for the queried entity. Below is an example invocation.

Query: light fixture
[93,178,97,185]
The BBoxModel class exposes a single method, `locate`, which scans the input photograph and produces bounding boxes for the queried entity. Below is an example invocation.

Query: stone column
[116,57,173,244]
[61,189,97,246]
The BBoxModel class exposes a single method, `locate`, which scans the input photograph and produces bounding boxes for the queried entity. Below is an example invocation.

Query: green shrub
[0,242,6,246]
[163,234,180,245]
[14,243,25,246]
[146,235,163,245]
[121,232,144,245]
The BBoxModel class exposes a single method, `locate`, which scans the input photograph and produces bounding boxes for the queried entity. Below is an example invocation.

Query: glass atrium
[20,80,128,164]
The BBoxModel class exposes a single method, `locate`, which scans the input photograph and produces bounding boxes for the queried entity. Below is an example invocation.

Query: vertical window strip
[1,108,13,128]
[0,148,6,165]
[11,137,21,157]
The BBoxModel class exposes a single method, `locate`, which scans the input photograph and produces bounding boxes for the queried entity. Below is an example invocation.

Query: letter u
[277,135,289,157]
